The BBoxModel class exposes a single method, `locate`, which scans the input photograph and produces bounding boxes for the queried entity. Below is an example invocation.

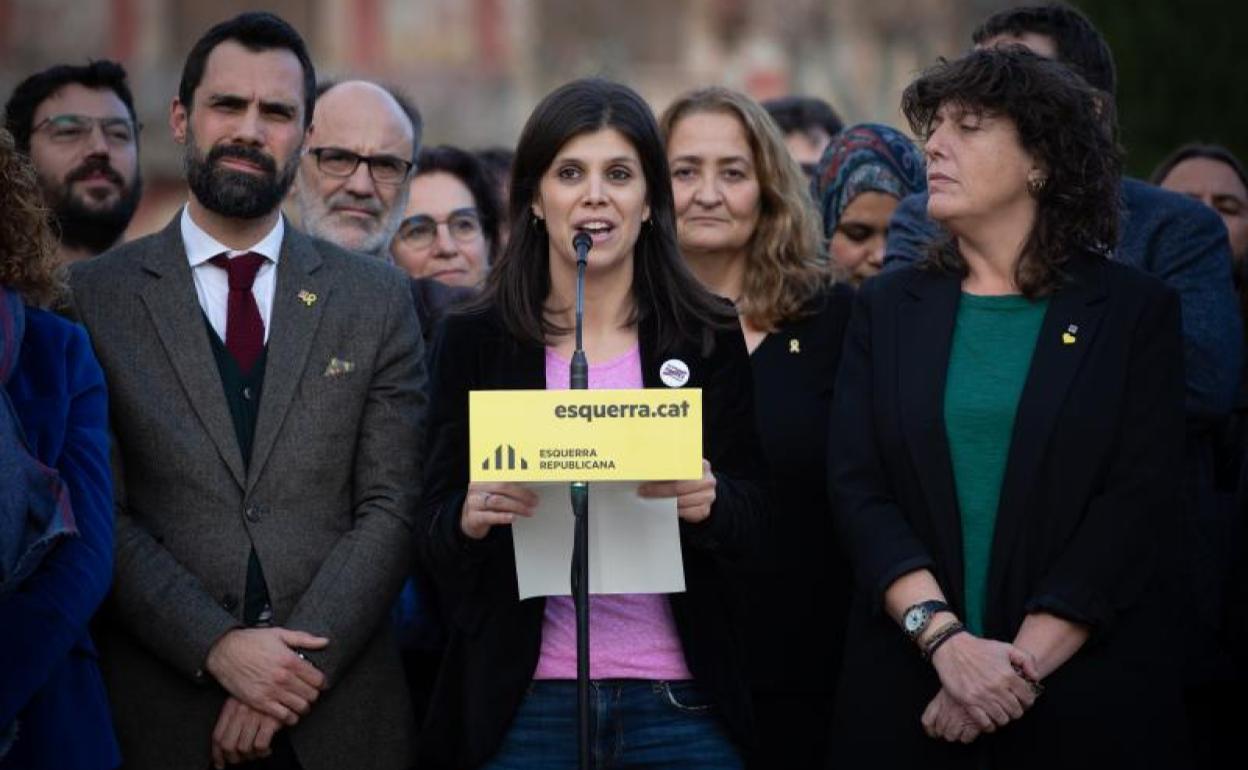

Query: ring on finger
[482,492,494,508]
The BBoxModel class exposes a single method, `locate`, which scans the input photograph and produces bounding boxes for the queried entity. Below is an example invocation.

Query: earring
[1026,171,1047,197]
[532,216,545,229]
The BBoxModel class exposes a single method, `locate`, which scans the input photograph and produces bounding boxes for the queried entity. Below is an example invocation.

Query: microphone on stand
[573,230,593,265]
[570,231,592,390]
[569,228,593,769]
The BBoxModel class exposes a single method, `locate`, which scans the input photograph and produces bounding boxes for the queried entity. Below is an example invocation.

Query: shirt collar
[181,204,285,268]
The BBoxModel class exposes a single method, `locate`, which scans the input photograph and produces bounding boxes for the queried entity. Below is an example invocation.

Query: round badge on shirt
[659,359,690,388]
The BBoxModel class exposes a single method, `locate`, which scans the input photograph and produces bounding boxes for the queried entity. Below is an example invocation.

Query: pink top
[533,345,693,681]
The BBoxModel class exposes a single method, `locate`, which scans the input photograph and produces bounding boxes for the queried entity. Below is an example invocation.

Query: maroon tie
[210,252,267,374]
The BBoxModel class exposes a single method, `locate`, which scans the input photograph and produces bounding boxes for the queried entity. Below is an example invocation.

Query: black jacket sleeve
[829,282,936,610]
[680,325,770,560]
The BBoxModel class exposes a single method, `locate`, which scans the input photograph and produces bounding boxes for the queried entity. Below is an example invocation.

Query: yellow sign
[470,389,703,482]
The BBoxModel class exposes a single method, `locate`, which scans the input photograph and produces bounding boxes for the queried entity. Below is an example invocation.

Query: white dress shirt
[180,205,284,343]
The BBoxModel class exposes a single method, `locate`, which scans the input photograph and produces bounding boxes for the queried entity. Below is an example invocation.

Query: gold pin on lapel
[789,338,801,354]
[297,289,318,307]
[1061,323,1078,345]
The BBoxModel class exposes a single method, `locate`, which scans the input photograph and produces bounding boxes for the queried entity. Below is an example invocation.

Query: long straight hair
[468,78,733,355]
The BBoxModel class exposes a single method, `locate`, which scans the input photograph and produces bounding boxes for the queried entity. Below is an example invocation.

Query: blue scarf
[0,286,77,598]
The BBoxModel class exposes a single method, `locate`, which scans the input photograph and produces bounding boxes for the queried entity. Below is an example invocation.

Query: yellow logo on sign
[469,389,703,482]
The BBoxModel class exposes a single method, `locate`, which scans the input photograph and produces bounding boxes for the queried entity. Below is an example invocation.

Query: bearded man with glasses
[4,60,143,264]
[293,80,419,258]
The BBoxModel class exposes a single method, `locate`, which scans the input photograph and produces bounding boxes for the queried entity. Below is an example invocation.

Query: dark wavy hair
[972,2,1116,96]
[4,59,137,154]
[415,145,503,264]
[0,128,63,306]
[902,47,1122,297]
[180,12,316,128]
[470,78,732,354]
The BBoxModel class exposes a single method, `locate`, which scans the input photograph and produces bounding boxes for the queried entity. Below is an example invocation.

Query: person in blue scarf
[0,126,119,769]
[813,123,926,285]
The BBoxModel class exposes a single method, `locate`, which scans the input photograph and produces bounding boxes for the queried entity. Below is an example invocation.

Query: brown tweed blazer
[69,215,426,770]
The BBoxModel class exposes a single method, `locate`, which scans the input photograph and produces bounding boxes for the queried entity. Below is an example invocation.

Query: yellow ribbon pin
[1062,323,1078,345]
[789,338,801,354]
[297,289,318,307]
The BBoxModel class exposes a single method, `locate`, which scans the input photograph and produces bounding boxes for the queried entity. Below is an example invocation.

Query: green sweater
[944,293,1048,635]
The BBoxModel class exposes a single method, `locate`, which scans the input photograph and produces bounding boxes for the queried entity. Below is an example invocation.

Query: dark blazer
[738,283,854,694]
[0,307,118,770]
[883,179,1241,421]
[828,256,1190,768]
[70,218,426,770]
[415,304,768,769]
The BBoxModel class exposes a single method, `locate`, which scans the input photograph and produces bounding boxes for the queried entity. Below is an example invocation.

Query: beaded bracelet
[920,620,966,661]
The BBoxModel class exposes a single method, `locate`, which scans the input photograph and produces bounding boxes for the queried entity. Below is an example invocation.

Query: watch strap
[903,599,952,640]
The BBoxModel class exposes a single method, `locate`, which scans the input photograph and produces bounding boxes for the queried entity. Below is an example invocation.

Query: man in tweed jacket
[70,12,424,770]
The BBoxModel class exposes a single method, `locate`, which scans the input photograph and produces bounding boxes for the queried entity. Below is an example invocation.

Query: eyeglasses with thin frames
[397,208,484,249]
[307,147,414,185]
[32,114,140,147]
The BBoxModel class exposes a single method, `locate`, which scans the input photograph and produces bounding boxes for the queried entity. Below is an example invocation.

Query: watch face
[904,607,929,634]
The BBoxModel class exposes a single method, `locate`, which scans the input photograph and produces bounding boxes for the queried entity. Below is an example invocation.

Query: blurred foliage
[1073,0,1247,179]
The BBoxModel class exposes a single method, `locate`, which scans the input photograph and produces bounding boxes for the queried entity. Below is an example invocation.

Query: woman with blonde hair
[660,87,854,768]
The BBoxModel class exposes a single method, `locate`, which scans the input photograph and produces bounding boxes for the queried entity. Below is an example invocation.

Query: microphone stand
[569,231,592,770]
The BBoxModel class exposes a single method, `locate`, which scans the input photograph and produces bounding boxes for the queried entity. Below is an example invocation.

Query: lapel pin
[659,359,690,388]
[789,338,801,354]
[1062,323,1078,345]
[297,289,318,307]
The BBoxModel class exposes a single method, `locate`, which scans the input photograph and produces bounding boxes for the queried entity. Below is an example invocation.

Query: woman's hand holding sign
[638,458,717,523]
[461,482,539,539]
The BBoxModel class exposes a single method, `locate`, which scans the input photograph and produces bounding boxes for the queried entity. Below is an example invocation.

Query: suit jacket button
[221,593,239,611]
[245,505,261,523]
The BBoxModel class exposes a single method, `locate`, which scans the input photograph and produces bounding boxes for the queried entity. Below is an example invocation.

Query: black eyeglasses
[32,114,140,146]
[307,147,414,185]
[397,209,483,248]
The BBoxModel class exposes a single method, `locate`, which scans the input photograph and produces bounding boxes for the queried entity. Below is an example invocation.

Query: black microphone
[570,231,591,390]
[573,230,592,265]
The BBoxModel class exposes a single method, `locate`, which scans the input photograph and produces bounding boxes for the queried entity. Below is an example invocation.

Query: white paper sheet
[510,482,686,600]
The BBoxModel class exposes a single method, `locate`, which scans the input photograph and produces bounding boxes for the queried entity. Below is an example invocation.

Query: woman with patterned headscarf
[814,123,926,285]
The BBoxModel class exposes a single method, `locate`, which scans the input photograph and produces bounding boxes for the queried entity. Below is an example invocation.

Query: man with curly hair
[4,60,142,265]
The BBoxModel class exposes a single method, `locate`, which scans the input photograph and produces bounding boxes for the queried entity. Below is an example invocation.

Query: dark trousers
[747,691,834,770]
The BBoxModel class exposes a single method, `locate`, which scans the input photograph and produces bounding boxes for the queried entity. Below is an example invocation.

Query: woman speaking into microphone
[415,78,767,769]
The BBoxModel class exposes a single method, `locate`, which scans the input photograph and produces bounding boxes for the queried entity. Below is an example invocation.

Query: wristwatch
[902,600,952,641]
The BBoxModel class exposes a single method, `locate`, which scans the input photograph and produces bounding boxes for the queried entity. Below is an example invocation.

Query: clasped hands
[921,632,1041,744]
[204,626,330,767]
[460,458,718,539]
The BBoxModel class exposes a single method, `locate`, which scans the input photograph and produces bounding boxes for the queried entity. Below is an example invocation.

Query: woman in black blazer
[658,86,859,769]
[829,49,1190,768]
[416,79,767,769]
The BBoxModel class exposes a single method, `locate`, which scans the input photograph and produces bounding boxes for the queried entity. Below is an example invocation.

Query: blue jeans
[481,680,744,769]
